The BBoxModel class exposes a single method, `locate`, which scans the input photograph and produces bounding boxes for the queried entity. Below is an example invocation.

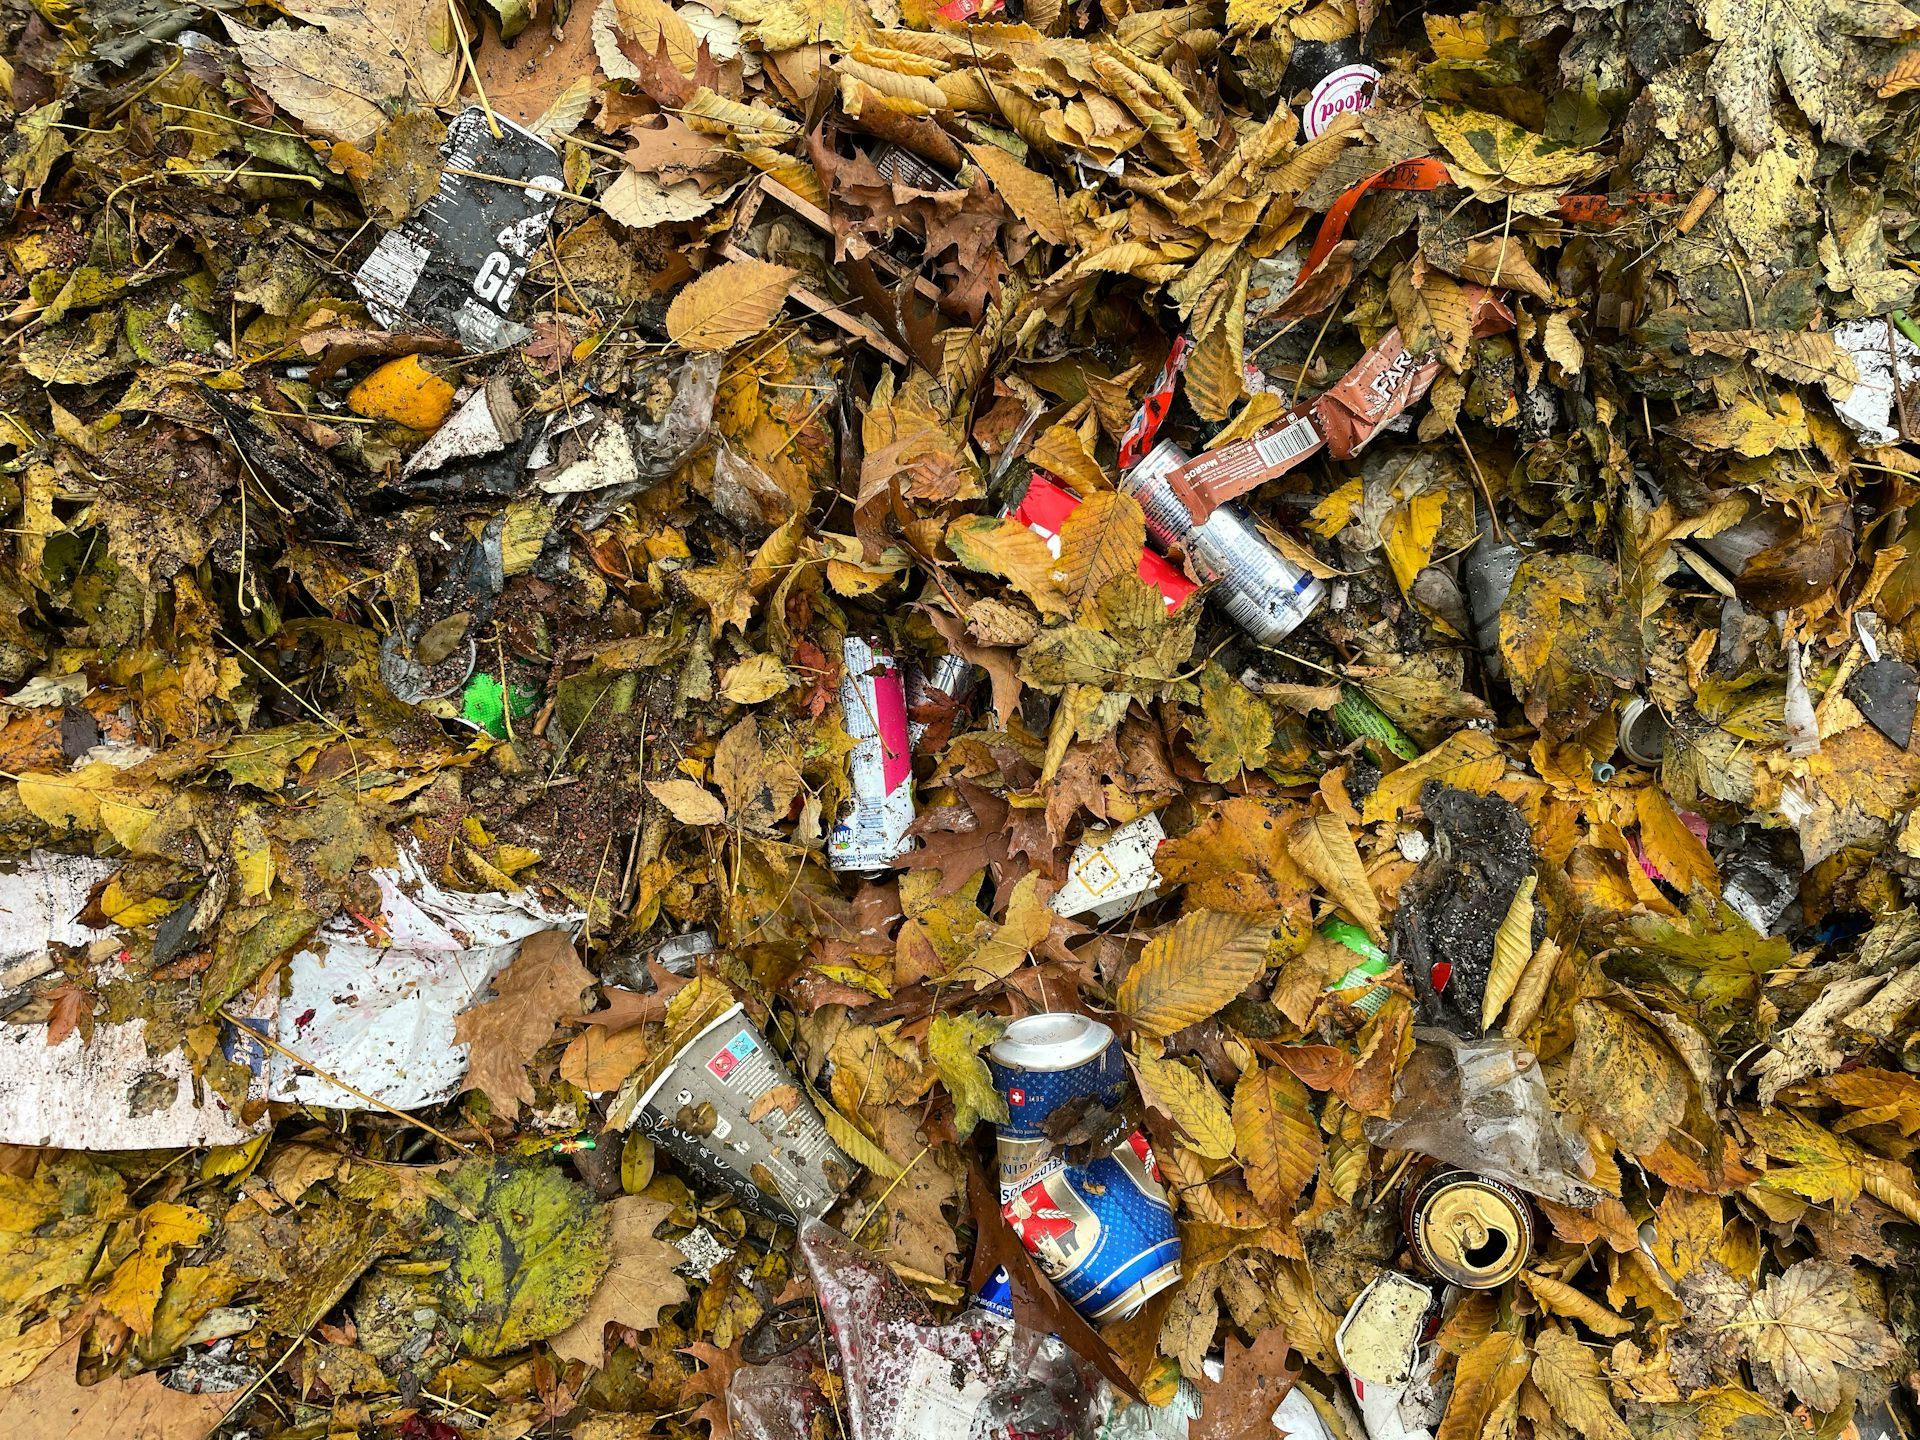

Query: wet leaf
[438,1160,614,1358]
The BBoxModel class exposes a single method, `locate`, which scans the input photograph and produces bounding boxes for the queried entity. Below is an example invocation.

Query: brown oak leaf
[454,931,595,1117]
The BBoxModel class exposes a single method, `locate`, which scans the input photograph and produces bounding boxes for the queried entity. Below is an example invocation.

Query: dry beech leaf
[665,259,797,350]
[647,777,727,826]
[1118,910,1273,1038]
[1134,1049,1236,1160]
[1529,1326,1632,1440]
[1482,873,1536,1030]
[1231,1062,1320,1217]
[1287,812,1384,945]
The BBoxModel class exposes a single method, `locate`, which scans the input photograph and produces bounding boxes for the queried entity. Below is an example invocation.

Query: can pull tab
[1446,1211,1511,1273]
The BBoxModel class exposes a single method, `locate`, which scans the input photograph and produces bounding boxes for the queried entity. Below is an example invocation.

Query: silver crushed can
[1120,439,1326,646]
[829,635,916,873]
[1462,505,1522,679]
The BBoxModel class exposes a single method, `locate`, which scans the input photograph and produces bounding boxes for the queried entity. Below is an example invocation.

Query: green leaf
[436,1161,613,1359]
[928,1012,1009,1139]
[1190,663,1274,782]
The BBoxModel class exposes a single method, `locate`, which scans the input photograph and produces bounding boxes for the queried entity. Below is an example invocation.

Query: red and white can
[829,636,915,873]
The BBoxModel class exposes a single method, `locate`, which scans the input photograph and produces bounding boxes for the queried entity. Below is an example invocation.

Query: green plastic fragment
[1319,919,1392,1015]
[462,672,540,739]
[1331,685,1419,760]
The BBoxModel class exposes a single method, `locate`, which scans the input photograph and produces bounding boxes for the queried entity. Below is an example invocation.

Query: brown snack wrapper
[1167,412,1325,518]
[1172,288,1514,520]
[1310,287,1514,461]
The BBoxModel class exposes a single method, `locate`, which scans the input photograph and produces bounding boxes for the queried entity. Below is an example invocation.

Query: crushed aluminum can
[1718,837,1799,936]
[829,635,916,873]
[1048,813,1166,923]
[354,108,563,351]
[1616,697,1670,767]
[1121,439,1326,646]
[987,1014,1182,1323]
[1335,1273,1440,1440]
[1403,1169,1534,1289]
[671,1224,734,1282]
[655,929,719,975]
[1014,473,1198,610]
[1462,509,1523,680]
[613,1001,856,1223]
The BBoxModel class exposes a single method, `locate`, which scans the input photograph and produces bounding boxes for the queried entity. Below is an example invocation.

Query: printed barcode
[1253,417,1321,466]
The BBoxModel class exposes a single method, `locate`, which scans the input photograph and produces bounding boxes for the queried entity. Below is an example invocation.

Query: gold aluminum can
[1404,1170,1533,1289]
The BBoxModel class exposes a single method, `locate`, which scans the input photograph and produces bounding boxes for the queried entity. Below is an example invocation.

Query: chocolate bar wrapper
[1311,289,1513,461]
[1173,289,1514,519]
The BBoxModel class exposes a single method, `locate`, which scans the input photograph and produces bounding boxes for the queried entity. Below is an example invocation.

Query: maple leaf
[1190,1329,1298,1440]
[680,1338,748,1440]
[1722,1258,1904,1409]
[0,1335,227,1438]
[454,931,596,1117]
[1700,0,1919,157]
[549,1195,689,1367]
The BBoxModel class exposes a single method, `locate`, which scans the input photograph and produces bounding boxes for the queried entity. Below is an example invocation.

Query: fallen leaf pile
[1,0,1919,1435]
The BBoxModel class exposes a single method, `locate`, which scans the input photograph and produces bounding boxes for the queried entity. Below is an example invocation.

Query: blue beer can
[987,1013,1129,1200]
[988,1014,1183,1323]
[974,1264,1015,1321]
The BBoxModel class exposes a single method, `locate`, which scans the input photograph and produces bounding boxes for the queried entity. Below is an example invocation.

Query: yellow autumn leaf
[946,514,1071,616]
[951,870,1053,988]
[1056,491,1146,610]
[1183,315,1245,422]
[665,259,797,351]
[1425,104,1609,191]
[346,354,454,430]
[98,1202,211,1339]
[647,777,727,826]
[1134,1049,1236,1159]
[719,653,795,704]
[815,1096,905,1179]
[1482,873,1537,1030]
[615,0,705,72]
[1436,1330,1530,1440]
[1232,1063,1321,1216]
[1569,1002,1688,1159]
[1286,812,1384,945]
[1666,393,1811,457]
[1362,730,1505,825]
[1118,910,1273,1038]
[1522,1271,1633,1336]
[1384,488,1447,596]
[965,141,1070,243]
[1634,786,1719,896]
[1529,1327,1632,1440]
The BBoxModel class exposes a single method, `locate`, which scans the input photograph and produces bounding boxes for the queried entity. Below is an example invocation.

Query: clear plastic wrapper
[729,1219,1105,1440]
[1365,1029,1599,1204]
